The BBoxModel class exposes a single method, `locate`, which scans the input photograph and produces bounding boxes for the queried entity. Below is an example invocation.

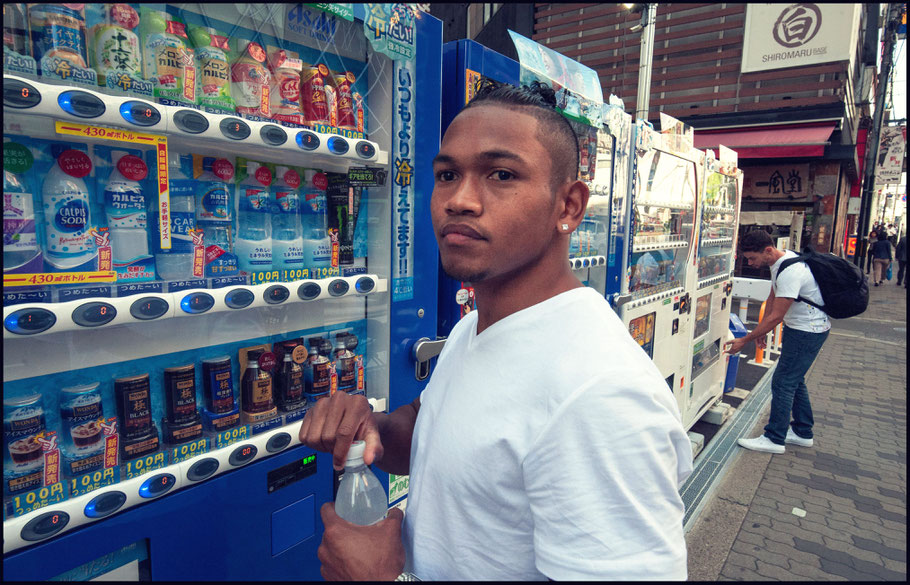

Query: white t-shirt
[770,250,831,333]
[402,287,693,581]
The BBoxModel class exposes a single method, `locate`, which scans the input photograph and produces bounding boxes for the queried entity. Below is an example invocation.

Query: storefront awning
[694,123,836,158]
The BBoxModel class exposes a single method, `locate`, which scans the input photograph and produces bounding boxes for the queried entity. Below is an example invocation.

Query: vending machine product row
[3,4,442,580]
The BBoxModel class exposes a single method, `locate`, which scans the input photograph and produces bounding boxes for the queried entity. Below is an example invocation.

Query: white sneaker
[738,434,785,454]
[785,428,814,447]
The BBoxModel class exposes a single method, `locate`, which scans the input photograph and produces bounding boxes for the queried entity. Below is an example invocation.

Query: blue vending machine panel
[2,3,442,580]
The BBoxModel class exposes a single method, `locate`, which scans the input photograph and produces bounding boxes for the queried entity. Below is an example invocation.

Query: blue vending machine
[3,3,441,580]
[437,38,634,338]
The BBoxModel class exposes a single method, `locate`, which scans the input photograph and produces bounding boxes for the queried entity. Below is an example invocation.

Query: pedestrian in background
[726,230,830,454]
[871,232,893,286]
[866,229,878,275]
[896,233,907,288]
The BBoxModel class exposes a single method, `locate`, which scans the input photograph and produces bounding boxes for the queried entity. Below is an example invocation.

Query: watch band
[395,572,421,581]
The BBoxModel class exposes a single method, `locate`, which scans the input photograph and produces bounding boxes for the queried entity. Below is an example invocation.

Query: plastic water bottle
[42,147,96,269]
[235,161,272,273]
[300,169,332,277]
[105,151,149,268]
[195,157,235,277]
[271,165,304,272]
[335,440,388,526]
[155,151,196,280]
[3,167,38,270]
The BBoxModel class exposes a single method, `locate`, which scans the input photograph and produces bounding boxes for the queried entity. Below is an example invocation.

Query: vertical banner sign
[364,4,418,301]
[157,138,171,249]
[875,125,906,186]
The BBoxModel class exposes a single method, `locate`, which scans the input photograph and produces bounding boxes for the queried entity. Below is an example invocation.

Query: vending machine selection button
[130,297,169,320]
[173,109,209,133]
[180,292,215,314]
[297,282,321,300]
[120,101,161,126]
[264,285,290,304]
[355,276,375,294]
[72,302,117,327]
[4,79,41,108]
[220,117,251,140]
[328,279,349,297]
[326,136,349,155]
[229,444,258,466]
[296,130,320,150]
[266,432,292,453]
[224,288,255,309]
[139,473,176,498]
[186,457,220,481]
[355,141,375,158]
[5,308,56,335]
[21,511,69,541]
[260,124,288,145]
[84,491,127,519]
[58,90,106,118]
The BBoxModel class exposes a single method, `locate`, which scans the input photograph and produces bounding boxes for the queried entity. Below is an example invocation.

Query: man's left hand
[318,502,406,581]
[724,337,747,355]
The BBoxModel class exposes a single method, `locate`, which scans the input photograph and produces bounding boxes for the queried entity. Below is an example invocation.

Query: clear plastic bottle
[155,151,196,280]
[105,151,148,269]
[3,166,38,269]
[300,169,332,277]
[335,440,388,526]
[235,161,272,273]
[271,165,304,272]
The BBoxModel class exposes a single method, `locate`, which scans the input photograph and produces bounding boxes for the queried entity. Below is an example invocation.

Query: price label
[4,271,117,287]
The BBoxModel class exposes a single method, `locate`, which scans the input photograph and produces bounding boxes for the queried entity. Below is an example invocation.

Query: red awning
[694,123,836,158]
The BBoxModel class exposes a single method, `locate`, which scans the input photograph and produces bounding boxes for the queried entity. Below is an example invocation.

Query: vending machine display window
[628,312,656,359]
[698,173,739,281]
[694,293,712,338]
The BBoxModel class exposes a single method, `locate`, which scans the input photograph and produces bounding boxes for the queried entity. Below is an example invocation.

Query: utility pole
[856,3,899,269]
[634,3,657,121]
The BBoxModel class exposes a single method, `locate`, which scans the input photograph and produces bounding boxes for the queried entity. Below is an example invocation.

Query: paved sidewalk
[688,277,907,581]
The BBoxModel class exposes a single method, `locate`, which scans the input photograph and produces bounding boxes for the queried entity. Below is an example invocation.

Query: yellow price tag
[3,271,118,288]
[54,121,171,249]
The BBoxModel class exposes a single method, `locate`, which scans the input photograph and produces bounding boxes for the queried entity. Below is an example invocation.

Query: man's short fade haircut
[461,79,579,190]
[739,230,775,253]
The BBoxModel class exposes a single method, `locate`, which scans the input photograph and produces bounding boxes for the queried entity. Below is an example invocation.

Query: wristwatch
[395,572,421,581]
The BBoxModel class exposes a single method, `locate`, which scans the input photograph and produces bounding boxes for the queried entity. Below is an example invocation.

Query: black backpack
[777,251,869,319]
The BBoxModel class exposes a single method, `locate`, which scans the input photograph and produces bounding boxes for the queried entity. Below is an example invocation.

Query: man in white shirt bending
[726,230,831,454]
[299,80,693,581]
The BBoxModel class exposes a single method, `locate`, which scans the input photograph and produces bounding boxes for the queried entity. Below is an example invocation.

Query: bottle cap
[345,334,359,351]
[246,160,260,174]
[111,150,129,165]
[304,169,319,185]
[319,339,333,356]
[346,440,365,462]
[247,349,263,363]
[308,337,324,353]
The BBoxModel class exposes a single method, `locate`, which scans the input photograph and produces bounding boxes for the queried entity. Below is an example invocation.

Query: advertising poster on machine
[2,3,441,580]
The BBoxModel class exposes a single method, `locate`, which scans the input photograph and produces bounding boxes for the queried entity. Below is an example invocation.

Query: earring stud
[562,224,569,231]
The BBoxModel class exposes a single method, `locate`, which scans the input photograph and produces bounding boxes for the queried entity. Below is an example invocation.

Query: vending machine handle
[611,293,633,309]
[411,337,447,381]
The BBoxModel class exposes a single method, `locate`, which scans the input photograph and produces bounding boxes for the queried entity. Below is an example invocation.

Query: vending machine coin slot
[267,454,317,493]
[57,91,106,118]
[84,491,127,519]
[119,102,161,127]
[173,109,210,133]
[20,511,69,542]
[4,79,41,108]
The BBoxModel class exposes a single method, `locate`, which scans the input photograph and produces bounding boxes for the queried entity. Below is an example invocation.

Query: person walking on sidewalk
[866,229,878,275]
[894,233,906,288]
[725,230,830,454]
[870,232,893,286]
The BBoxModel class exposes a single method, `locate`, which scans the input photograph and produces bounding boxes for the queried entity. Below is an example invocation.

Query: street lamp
[624,3,657,121]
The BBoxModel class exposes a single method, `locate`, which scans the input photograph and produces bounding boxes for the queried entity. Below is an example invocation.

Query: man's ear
[556,180,590,233]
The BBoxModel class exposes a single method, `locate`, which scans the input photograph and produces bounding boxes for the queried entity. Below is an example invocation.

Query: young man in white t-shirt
[725,230,830,454]
[298,81,693,581]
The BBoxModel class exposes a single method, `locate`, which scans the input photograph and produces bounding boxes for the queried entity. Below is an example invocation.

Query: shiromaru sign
[741,4,861,73]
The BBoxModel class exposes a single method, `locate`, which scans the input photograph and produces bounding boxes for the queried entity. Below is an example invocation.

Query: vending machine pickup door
[411,337,447,381]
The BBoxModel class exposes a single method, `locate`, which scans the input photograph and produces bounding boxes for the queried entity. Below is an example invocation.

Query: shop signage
[286,4,339,43]
[742,164,810,200]
[875,125,906,186]
[741,4,861,73]
[364,4,417,62]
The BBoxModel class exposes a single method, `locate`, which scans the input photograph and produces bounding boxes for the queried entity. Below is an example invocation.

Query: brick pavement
[689,279,907,581]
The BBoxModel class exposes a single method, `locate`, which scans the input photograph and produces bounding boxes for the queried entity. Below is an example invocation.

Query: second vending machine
[3,3,441,580]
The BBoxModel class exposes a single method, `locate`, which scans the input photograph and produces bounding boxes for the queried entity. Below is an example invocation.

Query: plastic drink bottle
[335,440,388,525]
[3,167,38,270]
[272,166,304,272]
[105,150,148,269]
[275,345,305,411]
[90,3,141,86]
[42,147,96,269]
[155,151,196,280]
[235,161,272,273]
[300,169,332,277]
